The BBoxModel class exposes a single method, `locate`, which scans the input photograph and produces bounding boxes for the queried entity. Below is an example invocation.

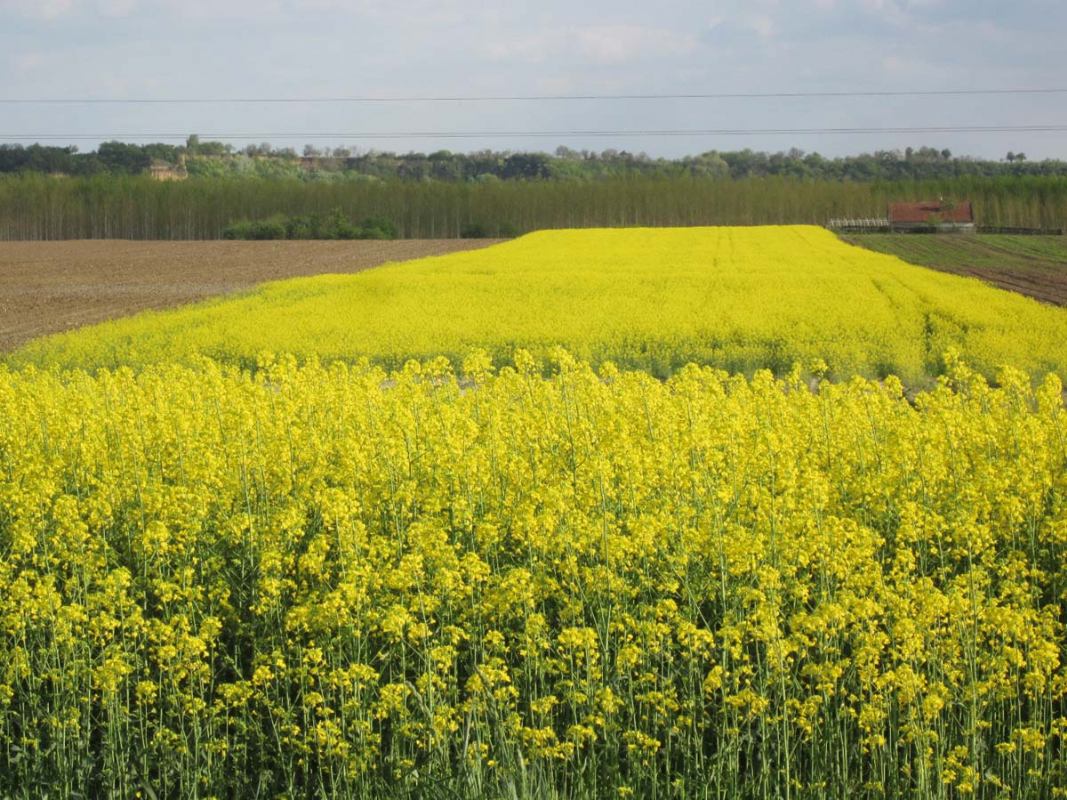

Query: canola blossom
[1,353,1066,798]
[11,226,1067,383]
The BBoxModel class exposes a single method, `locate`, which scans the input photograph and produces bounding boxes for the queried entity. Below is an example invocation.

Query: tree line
[3,138,1067,183]
[1,173,1064,240]
[0,142,182,176]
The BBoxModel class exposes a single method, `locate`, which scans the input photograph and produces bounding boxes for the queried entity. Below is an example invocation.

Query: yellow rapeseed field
[1,352,1066,798]
[4,227,1067,798]
[11,226,1067,383]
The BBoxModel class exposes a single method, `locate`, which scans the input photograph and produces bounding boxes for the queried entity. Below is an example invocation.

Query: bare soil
[0,239,502,351]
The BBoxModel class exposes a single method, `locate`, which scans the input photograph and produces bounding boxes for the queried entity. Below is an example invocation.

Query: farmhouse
[889,200,975,233]
[148,158,187,181]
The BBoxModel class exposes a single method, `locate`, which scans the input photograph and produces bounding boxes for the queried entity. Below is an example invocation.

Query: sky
[2,0,1066,159]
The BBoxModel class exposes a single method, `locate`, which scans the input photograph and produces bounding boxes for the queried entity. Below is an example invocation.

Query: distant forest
[3,137,1065,240]
[3,172,1065,240]
[1,137,1065,183]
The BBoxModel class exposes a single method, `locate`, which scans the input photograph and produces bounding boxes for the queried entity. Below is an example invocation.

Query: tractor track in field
[0,239,503,352]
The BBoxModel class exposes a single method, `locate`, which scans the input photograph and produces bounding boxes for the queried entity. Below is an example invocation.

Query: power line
[1,88,1067,104]
[2,125,1067,142]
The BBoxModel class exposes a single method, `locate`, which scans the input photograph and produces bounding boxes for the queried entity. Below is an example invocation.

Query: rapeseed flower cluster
[1,352,1065,798]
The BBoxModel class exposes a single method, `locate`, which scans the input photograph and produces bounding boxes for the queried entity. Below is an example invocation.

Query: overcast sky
[2,0,1065,159]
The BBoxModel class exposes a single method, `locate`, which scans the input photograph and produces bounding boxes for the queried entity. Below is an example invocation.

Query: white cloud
[99,0,138,15]
[157,0,284,20]
[149,0,468,24]
[12,51,48,72]
[3,0,137,17]
[744,14,775,39]
[486,24,698,66]
[575,25,699,64]
[858,0,947,25]
[2,0,77,18]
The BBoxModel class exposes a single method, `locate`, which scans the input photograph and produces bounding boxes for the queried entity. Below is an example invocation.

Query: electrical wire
[1,88,1066,104]
[2,125,1066,142]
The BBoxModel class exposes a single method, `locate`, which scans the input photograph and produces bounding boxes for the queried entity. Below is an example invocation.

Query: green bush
[460,221,520,238]
[222,217,287,240]
[460,222,491,239]
[222,209,398,241]
[249,217,288,240]
[360,216,398,239]
[221,220,252,240]
[283,216,313,240]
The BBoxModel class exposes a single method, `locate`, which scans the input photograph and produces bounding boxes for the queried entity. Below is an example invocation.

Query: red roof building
[888,200,974,231]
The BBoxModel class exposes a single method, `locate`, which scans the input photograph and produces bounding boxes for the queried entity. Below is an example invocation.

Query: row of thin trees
[0,173,1064,240]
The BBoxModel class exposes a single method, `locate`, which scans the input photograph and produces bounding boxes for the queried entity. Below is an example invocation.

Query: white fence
[826,218,890,232]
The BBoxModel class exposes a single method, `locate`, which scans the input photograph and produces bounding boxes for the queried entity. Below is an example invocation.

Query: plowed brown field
[0,239,502,351]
